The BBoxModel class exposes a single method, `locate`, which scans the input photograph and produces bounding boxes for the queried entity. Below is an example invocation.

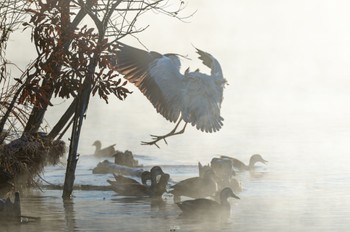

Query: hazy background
[4,1,350,230]
[7,0,350,164]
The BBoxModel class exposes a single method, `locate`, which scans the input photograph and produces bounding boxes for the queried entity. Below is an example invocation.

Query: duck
[169,169,217,202]
[198,162,211,178]
[111,173,169,198]
[211,157,236,178]
[92,140,116,157]
[107,166,168,197]
[151,173,170,197]
[176,187,239,219]
[221,154,267,171]
[0,192,21,218]
[108,170,151,186]
[114,150,140,167]
[199,158,241,193]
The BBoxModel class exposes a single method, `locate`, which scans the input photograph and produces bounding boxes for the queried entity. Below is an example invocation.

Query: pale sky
[6,0,350,162]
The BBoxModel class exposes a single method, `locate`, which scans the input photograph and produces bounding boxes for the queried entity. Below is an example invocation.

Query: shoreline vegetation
[0,133,66,196]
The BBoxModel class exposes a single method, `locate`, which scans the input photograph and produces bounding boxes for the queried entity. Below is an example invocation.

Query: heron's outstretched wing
[181,49,226,133]
[182,72,224,133]
[195,48,224,79]
[195,47,226,102]
[114,43,183,122]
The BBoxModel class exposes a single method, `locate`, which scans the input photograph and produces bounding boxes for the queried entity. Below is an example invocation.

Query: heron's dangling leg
[141,118,188,148]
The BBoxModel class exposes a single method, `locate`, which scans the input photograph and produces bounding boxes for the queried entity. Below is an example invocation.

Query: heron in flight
[114,43,227,147]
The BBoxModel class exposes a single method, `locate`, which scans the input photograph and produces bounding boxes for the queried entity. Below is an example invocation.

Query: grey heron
[114,43,227,147]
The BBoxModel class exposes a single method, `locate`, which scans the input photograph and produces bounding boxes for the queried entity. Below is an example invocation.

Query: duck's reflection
[150,197,166,211]
[110,196,147,204]
[249,166,269,178]
[111,195,167,214]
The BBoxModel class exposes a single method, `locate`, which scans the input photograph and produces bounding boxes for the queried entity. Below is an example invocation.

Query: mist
[4,0,350,231]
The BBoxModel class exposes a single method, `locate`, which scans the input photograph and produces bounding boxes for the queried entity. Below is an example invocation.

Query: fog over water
[5,0,350,231]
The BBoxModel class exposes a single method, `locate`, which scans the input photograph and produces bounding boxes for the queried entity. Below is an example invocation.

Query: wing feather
[182,72,224,132]
[114,43,183,122]
[196,48,224,80]
[114,44,226,133]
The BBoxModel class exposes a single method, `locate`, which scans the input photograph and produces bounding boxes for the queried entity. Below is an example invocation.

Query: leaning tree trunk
[61,0,117,198]
[62,80,91,199]
[47,98,77,140]
[23,80,54,134]
[62,54,97,199]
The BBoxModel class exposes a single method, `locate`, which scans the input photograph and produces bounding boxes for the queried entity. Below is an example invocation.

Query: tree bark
[62,82,91,199]
[47,98,77,140]
[62,55,96,199]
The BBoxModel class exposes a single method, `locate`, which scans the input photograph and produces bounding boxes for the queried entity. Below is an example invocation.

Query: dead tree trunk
[62,55,96,199]
[62,1,120,199]
[47,98,77,140]
[62,83,91,199]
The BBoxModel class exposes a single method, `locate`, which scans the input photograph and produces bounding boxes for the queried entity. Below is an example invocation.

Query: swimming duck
[107,166,167,197]
[198,162,211,178]
[108,173,169,198]
[176,187,239,219]
[114,150,139,167]
[0,192,21,218]
[108,170,151,186]
[211,157,236,178]
[92,140,116,157]
[221,154,267,171]
[151,173,170,197]
[169,169,217,202]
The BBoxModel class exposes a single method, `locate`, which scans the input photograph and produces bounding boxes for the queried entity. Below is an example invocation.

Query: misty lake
[4,0,350,231]
[3,113,350,232]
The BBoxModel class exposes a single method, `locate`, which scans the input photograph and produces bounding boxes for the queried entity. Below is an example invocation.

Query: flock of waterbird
[105,153,267,220]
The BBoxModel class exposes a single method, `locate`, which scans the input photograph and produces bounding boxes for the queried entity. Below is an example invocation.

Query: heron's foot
[140,122,187,148]
[141,134,169,148]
